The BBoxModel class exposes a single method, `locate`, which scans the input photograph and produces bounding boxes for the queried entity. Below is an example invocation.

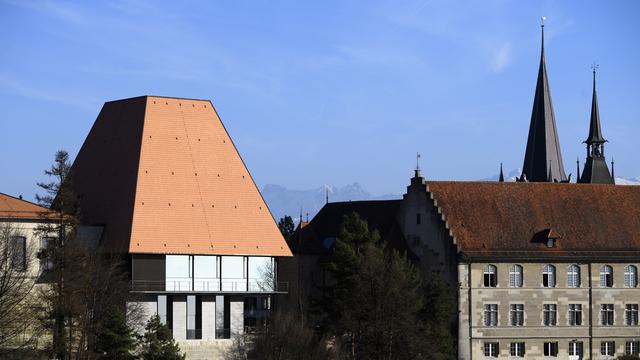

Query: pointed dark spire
[586,64,606,144]
[576,157,581,183]
[520,18,567,182]
[498,163,505,182]
[579,65,614,184]
[611,158,615,180]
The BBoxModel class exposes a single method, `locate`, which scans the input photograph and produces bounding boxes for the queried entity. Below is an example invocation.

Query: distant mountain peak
[261,183,399,222]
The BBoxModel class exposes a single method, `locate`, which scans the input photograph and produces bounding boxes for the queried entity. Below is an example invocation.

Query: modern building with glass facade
[65,96,292,354]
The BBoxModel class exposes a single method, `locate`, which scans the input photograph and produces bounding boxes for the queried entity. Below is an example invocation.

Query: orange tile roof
[68,96,292,256]
[0,193,53,220]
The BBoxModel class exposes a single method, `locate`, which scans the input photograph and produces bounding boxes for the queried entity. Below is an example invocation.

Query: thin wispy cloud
[491,42,512,73]
[0,74,96,110]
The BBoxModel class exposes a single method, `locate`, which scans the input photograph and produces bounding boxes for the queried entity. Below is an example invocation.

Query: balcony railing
[130,280,289,293]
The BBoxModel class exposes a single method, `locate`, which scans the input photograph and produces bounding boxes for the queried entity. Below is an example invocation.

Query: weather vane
[541,16,546,27]
[591,62,599,74]
[416,152,421,171]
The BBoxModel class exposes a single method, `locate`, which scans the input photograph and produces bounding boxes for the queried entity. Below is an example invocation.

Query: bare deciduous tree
[0,223,42,357]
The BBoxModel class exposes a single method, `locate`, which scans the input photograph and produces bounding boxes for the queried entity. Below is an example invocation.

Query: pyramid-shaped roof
[521,25,567,182]
[585,70,606,144]
[69,96,291,256]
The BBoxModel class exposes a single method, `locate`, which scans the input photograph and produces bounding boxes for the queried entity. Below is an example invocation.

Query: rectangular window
[416,213,421,225]
[248,257,274,292]
[627,341,640,355]
[600,341,615,356]
[166,255,192,291]
[510,342,525,357]
[484,304,498,327]
[157,295,167,324]
[510,304,524,326]
[626,304,639,326]
[40,237,54,271]
[544,342,558,357]
[569,341,583,358]
[569,304,582,326]
[601,304,614,326]
[193,255,217,291]
[221,256,246,291]
[484,342,499,357]
[10,236,27,271]
[543,304,557,326]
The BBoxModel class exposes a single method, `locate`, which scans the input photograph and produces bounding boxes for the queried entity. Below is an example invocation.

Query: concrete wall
[460,261,640,359]
[172,295,187,340]
[230,298,244,337]
[126,297,157,335]
[201,296,216,340]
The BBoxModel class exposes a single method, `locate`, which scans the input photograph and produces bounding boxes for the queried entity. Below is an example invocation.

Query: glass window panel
[193,256,217,291]
[166,255,192,291]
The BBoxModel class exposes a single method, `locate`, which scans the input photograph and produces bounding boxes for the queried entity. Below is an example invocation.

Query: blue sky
[1,0,639,200]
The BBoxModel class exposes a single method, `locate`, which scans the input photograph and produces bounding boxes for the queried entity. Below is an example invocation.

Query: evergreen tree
[419,272,457,359]
[277,215,295,240]
[325,212,427,359]
[140,315,185,360]
[35,150,80,360]
[94,306,136,360]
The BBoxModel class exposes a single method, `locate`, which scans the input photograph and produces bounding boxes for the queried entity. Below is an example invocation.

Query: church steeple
[520,18,567,183]
[579,65,614,184]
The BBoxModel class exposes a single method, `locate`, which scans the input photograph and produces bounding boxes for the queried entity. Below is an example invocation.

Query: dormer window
[547,237,556,248]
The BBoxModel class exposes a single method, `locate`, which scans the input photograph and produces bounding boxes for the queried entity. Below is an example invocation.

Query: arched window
[484,265,497,287]
[567,264,581,288]
[624,265,638,288]
[543,264,556,287]
[600,265,613,288]
[509,265,523,287]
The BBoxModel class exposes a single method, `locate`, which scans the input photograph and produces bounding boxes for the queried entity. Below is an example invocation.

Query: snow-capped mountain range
[262,171,639,222]
[261,183,399,222]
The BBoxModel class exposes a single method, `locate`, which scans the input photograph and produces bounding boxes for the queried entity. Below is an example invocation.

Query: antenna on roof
[306,212,309,222]
[325,187,329,205]
[576,157,580,183]
[299,207,303,225]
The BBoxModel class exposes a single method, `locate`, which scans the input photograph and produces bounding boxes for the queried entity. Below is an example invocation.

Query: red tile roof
[426,181,640,259]
[0,193,53,220]
[68,96,291,256]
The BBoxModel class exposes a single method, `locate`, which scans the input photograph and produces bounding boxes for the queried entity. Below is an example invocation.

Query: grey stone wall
[459,261,640,359]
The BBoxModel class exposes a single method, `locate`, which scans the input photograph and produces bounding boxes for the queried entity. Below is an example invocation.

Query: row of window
[483,303,639,327]
[483,264,638,288]
[6,236,54,272]
[484,340,639,357]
